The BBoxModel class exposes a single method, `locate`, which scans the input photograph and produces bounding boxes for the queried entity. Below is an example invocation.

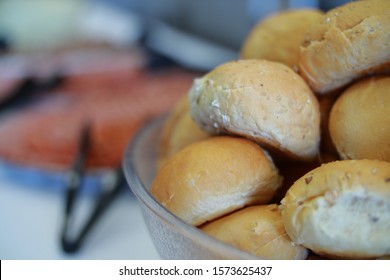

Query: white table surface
[0,163,160,260]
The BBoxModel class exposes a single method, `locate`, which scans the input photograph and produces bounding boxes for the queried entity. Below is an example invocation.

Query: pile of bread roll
[150,0,390,260]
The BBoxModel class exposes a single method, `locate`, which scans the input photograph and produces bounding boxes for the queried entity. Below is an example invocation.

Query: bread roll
[241,9,323,70]
[158,95,210,169]
[150,136,283,226]
[329,75,390,161]
[201,204,308,260]
[189,59,321,161]
[299,0,390,94]
[281,159,390,259]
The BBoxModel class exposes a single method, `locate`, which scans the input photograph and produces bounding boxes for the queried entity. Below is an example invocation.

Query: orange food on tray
[0,67,198,171]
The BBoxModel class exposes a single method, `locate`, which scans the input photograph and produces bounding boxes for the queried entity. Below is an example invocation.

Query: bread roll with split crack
[201,204,309,260]
[189,59,321,162]
[150,136,283,226]
[299,0,390,94]
[158,95,211,170]
[329,75,390,161]
[281,159,390,259]
[241,9,323,70]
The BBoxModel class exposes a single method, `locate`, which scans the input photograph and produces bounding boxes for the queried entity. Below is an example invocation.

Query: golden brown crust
[329,75,390,161]
[281,159,390,259]
[201,205,308,260]
[241,9,323,70]
[158,95,210,170]
[150,136,283,226]
[189,59,321,161]
[299,0,390,94]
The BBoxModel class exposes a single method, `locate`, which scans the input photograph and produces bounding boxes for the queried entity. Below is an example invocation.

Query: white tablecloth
[0,163,159,260]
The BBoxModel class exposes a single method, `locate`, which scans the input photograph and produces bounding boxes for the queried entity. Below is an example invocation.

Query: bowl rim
[122,116,259,259]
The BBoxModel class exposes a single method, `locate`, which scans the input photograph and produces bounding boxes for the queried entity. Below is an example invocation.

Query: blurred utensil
[140,18,238,72]
[0,74,63,112]
[60,122,125,253]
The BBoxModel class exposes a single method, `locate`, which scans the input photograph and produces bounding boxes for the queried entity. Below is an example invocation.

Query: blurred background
[0,0,350,259]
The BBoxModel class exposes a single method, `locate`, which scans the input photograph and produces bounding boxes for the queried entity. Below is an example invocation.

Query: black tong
[61,122,125,253]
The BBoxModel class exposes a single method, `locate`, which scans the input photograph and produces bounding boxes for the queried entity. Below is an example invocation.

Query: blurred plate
[0,159,112,195]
